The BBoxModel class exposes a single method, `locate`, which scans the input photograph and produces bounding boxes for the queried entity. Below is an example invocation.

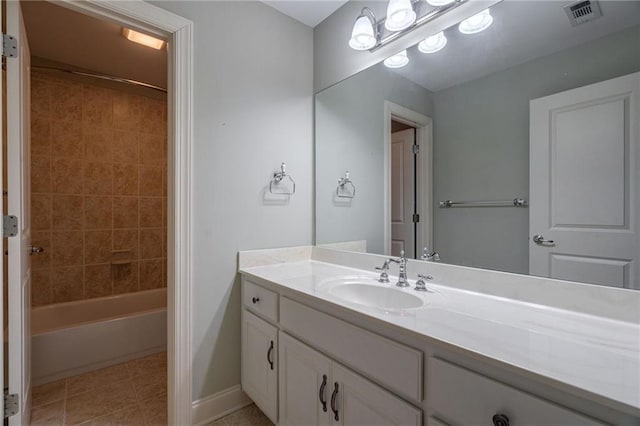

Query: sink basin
[324,278,424,310]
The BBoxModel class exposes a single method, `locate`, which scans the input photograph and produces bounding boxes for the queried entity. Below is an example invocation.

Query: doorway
[2,1,193,424]
[384,101,433,259]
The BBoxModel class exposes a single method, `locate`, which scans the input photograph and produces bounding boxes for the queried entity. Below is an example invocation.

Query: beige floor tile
[127,352,166,378]
[131,369,167,401]
[65,379,137,425]
[30,400,65,426]
[207,404,273,426]
[76,405,145,426]
[67,363,131,396]
[32,379,67,407]
[138,395,167,425]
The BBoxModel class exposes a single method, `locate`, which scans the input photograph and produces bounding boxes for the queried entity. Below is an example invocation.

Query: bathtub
[31,288,167,385]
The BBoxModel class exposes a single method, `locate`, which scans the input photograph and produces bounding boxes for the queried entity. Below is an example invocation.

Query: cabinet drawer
[428,358,607,426]
[243,279,278,322]
[280,297,422,402]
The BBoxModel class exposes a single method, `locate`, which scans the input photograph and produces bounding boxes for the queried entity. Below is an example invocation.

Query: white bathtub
[31,288,167,385]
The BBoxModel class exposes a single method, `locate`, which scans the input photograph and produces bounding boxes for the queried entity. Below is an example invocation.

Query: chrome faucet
[420,247,440,262]
[389,250,409,287]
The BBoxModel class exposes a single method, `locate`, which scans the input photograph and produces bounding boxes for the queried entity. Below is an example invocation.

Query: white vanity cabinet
[240,272,628,425]
[279,332,422,426]
[241,310,278,423]
[427,358,607,426]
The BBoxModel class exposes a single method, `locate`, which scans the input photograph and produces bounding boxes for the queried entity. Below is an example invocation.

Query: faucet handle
[415,274,433,292]
[375,260,390,283]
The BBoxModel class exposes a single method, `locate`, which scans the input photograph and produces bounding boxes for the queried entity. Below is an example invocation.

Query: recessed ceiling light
[385,0,417,32]
[458,9,493,34]
[384,50,409,68]
[418,31,447,54]
[426,0,456,6]
[122,28,165,50]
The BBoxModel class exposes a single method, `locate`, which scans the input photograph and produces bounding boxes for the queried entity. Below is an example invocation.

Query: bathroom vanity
[239,246,640,425]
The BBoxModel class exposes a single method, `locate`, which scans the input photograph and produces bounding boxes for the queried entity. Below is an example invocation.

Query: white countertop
[240,259,640,416]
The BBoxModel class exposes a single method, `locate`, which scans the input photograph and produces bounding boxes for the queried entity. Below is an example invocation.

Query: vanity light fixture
[426,0,456,6]
[458,8,493,34]
[349,8,378,50]
[348,0,467,52]
[122,28,165,50]
[418,31,447,53]
[384,50,409,68]
[385,0,417,32]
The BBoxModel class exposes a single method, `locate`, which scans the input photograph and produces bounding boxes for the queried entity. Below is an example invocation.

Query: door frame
[49,1,194,423]
[383,101,433,257]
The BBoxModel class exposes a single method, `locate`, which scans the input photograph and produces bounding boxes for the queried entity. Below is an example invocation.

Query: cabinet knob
[492,414,510,426]
[252,297,260,304]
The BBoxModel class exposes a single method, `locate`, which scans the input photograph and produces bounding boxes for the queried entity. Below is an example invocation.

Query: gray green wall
[152,1,313,401]
[316,65,434,254]
[432,25,640,273]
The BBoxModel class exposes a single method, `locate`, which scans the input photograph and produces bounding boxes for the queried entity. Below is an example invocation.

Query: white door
[279,333,331,426]
[391,129,415,258]
[530,72,639,289]
[6,1,32,423]
[241,311,278,423]
[331,363,421,426]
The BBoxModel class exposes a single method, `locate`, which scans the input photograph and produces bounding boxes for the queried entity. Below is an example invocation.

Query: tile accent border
[191,385,252,425]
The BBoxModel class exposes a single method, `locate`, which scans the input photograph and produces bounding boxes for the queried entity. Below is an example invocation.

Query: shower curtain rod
[32,65,168,93]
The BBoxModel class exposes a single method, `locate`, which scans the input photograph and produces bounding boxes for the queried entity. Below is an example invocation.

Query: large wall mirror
[315,0,640,289]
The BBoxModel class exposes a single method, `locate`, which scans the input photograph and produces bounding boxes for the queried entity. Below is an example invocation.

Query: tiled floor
[31,352,167,425]
[207,404,273,426]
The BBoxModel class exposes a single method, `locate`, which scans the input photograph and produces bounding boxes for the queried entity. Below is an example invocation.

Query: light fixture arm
[359,7,378,37]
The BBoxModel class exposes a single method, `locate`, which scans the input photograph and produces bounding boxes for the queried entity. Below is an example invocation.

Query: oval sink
[329,283,424,310]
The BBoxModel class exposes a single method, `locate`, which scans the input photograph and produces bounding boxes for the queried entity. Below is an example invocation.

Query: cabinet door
[330,363,422,426]
[241,310,278,423]
[279,333,332,426]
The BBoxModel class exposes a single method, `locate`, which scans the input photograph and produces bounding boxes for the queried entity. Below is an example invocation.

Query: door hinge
[412,213,420,223]
[4,392,19,419]
[412,144,419,155]
[2,34,17,58]
[3,215,18,237]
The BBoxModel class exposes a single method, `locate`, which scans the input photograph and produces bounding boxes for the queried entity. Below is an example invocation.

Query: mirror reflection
[315,1,640,289]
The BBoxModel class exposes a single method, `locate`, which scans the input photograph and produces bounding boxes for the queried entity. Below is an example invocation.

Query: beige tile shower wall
[30,71,167,306]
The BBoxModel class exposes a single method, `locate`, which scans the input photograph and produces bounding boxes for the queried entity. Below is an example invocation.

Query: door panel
[391,129,415,258]
[6,1,32,423]
[530,72,639,289]
[279,332,331,426]
[552,98,626,227]
[331,363,421,426]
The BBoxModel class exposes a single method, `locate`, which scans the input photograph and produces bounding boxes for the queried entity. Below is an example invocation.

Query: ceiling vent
[564,0,602,26]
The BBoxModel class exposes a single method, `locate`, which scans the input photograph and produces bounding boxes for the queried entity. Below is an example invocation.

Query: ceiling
[261,0,348,27]
[22,1,167,89]
[390,0,640,92]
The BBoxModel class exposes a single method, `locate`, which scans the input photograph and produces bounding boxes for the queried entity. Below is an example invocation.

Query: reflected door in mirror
[391,128,416,258]
[529,72,639,289]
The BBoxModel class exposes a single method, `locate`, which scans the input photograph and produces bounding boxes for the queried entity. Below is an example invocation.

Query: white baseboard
[191,385,252,425]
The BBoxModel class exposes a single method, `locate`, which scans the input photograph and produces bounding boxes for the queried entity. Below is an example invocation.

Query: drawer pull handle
[492,414,510,426]
[252,297,260,304]
[267,340,274,370]
[319,374,328,412]
[330,382,339,421]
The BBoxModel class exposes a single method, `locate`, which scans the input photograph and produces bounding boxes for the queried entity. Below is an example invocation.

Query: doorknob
[29,245,45,255]
[532,235,554,244]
